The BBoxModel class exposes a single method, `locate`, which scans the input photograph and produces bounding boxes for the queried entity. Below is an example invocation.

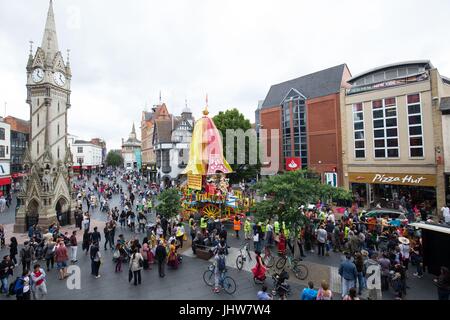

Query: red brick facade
[306,93,343,186]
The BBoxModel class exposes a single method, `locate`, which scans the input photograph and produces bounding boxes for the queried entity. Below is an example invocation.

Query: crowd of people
[0,168,449,301]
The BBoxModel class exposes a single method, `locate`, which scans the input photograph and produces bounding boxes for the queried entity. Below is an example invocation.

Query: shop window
[352,103,365,159]
[373,97,399,159]
[407,93,424,158]
[0,146,4,158]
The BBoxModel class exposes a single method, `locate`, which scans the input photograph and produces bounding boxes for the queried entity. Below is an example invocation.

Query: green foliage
[156,189,182,219]
[253,170,352,228]
[213,108,260,183]
[106,150,124,167]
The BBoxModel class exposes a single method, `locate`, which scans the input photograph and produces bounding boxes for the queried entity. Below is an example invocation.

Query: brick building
[257,64,352,186]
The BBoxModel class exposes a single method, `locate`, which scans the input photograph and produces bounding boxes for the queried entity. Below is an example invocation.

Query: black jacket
[0,260,14,278]
[91,231,101,243]
[155,245,167,261]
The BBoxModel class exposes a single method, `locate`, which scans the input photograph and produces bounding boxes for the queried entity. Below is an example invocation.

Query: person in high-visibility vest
[200,216,207,231]
[233,216,241,239]
[244,218,252,240]
[261,221,267,234]
[274,220,280,235]
[282,221,290,238]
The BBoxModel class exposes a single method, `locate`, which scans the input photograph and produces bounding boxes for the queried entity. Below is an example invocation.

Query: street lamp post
[78,158,84,179]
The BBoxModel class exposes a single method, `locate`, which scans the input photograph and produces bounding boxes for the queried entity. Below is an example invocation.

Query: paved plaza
[0,179,441,300]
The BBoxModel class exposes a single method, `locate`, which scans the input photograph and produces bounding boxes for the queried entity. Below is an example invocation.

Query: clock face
[53,72,66,87]
[32,68,44,83]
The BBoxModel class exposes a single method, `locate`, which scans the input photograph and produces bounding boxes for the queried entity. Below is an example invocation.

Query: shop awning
[409,222,450,235]
[12,173,27,179]
[0,177,11,186]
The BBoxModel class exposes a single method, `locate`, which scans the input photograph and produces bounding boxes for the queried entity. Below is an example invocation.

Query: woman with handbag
[129,249,143,286]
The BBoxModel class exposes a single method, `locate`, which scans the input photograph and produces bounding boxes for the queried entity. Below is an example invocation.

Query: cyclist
[213,239,227,293]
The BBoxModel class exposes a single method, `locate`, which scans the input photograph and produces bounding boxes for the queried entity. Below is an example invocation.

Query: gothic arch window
[57,123,60,137]
[37,98,40,106]
[57,146,60,159]
[58,102,60,113]
[37,141,40,154]
[37,113,40,127]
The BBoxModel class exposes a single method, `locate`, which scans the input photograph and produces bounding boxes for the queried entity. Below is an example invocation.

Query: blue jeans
[357,272,365,294]
[0,277,8,294]
[341,279,355,298]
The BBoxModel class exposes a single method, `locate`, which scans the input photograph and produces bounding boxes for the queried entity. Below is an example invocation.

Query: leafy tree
[252,169,352,228]
[156,189,182,219]
[106,150,124,167]
[213,108,260,183]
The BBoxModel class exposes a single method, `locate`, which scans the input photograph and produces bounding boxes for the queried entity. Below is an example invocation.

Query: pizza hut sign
[349,172,436,187]
[372,174,425,185]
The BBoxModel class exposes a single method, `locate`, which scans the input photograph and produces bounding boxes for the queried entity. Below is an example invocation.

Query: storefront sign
[188,174,202,190]
[285,157,301,171]
[347,73,429,95]
[349,172,436,187]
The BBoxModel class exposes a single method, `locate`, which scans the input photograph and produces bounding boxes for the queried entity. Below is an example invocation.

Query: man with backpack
[213,240,227,294]
[20,241,35,273]
[0,255,14,295]
[13,270,31,300]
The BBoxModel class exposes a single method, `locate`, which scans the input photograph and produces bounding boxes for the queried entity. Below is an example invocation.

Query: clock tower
[15,0,75,232]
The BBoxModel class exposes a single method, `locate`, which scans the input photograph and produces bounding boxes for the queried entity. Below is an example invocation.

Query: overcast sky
[1,0,450,150]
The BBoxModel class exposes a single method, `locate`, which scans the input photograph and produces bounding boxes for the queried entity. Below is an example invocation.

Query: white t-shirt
[441,207,450,223]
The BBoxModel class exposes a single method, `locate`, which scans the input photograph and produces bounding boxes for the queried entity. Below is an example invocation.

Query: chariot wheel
[202,204,221,219]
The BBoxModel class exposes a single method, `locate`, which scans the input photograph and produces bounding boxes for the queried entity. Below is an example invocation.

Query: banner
[134,150,142,170]
[188,174,202,190]
[285,157,301,171]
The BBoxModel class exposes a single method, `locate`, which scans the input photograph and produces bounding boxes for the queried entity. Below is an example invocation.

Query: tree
[252,170,352,228]
[213,108,260,184]
[106,150,124,167]
[156,189,182,219]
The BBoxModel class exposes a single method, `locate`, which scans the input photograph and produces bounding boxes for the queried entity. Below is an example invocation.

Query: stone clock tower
[15,0,75,232]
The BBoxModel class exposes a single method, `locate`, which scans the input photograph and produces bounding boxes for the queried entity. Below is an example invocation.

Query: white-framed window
[407,93,424,158]
[372,97,399,158]
[77,147,83,154]
[352,103,365,159]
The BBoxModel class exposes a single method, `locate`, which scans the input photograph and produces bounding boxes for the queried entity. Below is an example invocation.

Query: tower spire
[41,0,59,62]
[203,93,209,116]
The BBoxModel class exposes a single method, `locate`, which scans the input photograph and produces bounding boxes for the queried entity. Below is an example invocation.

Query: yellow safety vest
[244,221,251,232]
[274,221,280,234]
[200,217,207,229]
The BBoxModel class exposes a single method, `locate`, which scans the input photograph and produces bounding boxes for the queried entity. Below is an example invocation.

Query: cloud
[1,0,450,150]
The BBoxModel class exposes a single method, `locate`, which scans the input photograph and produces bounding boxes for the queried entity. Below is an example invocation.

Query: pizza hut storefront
[349,172,437,210]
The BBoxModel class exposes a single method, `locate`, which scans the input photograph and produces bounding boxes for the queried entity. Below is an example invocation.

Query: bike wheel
[253,276,265,285]
[223,276,237,295]
[236,255,244,270]
[203,270,215,287]
[276,256,287,269]
[292,260,309,280]
[264,254,275,268]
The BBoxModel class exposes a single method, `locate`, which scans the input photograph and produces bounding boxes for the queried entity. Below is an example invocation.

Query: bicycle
[236,242,252,270]
[275,254,308,280]
[203,264,237,295]
[263,245,275,268]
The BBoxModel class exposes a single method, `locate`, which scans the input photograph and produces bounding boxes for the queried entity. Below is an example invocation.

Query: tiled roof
[262,64,347,108]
